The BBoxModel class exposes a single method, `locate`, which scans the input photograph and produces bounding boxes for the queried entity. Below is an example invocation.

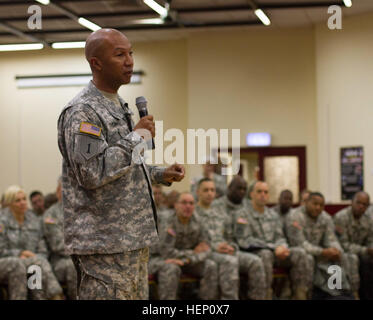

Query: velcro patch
[75,134,103,161]
[237,217,248,224]
[167,228,176,237]
[44,217,56,225]
[80,122,101,137]
[292,221,302,230]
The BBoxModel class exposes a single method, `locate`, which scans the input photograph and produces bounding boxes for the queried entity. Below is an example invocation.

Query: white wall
[187,28,318,190]
[315,12,373,202]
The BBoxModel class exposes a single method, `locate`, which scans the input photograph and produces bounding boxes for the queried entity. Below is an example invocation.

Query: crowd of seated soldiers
[150,163,373,300]
[0,179,76,300]
[1,164,373,300]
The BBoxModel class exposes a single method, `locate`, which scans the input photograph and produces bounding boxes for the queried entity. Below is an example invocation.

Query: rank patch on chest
[80,122,101,137]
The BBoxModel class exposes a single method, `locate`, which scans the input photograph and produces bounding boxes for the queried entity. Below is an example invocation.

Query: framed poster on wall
[341,147,364,200]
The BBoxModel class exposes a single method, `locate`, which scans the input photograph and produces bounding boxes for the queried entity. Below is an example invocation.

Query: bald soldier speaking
[57,28,185,300]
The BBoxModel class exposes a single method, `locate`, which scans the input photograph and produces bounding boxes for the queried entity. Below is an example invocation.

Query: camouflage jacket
[57,81,169,255]
[195,204,237,252]
[334,206,373,256]
[0,208,48,259]
[286,207,342,256]
[234,205,288,250]
[160,213,211,264]
[42,202,68,262]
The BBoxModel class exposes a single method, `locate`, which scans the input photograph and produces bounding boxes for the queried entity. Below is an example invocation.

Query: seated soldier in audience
[195,178,239,299]
[160,192,218,300]
[286,192,353,299]
[273,190,294,230]
[148,208,182,300]
[234,181,310,300]
[152,184,171,222]
[42,178,77,300]
[293,189,311,212]
[43,193,58,212]
[208,176,266,299]
[191,159,227,200]
[334,191,373,299]
[29,191,45,216]
[153,184,166,212]
[159,190,179,220]
[0,186,63,299]
[272,189,294,298]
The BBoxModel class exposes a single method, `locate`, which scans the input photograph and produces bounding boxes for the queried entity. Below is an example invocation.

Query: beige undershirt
[99,89,121,108]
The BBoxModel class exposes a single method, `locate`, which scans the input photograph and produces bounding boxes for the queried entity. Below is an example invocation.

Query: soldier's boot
[292,287,308,300]
[266,288,273,300]
[353,291,360,300]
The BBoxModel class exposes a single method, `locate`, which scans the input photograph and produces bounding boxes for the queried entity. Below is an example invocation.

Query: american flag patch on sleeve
[80,122,101,137]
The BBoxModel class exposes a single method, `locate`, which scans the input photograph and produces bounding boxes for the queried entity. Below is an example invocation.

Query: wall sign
[341,146,364,200]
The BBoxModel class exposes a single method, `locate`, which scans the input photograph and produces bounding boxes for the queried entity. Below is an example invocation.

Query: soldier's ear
[90,57,102,71]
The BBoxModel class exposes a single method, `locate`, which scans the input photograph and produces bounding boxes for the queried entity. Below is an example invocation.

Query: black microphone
[135,96,155,149]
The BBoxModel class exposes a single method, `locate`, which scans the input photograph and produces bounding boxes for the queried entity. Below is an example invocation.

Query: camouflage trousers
[0,257,28,300]
[237,251,266,300]
[211,252,239,300]
[1,256,63,300]
[312,254,351,296]
[52,257,77,300]
[150,258,218,300]
[344,253,360,292]
[257,248,311,291]
[179,259,218,300]
[148,256,181,300]
[24,256,63,299]
[72,247,149,300]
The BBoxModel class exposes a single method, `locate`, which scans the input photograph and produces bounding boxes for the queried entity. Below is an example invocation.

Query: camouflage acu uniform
[157,208,174,225]
[191,173,227,199]
[195,205,239,300]
[0,208,63,299]
[57,81,170,300]
[334,206,373,292]
[148,213,180,300]
[43,202,77,299]
[160,213,218,300]
[272,205,290,229]
[286,207,351,296]
[0,257,27,299]
[366,205,373,220]
[234,205,310,293]
[212,196,266,300]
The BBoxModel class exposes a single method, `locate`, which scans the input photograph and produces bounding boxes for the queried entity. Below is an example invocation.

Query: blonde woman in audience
[0,185,63,299]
